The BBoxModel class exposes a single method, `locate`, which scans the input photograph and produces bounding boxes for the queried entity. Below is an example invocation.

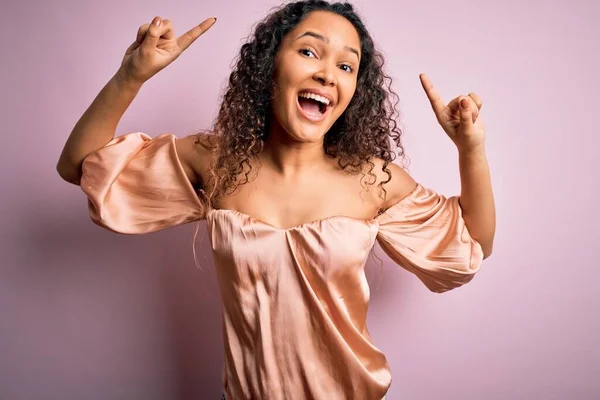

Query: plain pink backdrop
[2,0,598,399]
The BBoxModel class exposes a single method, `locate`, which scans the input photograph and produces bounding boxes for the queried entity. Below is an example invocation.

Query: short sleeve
[375,183,483,293]
[80,132,206,234]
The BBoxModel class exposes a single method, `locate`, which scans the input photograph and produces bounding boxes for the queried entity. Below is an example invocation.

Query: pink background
[2,0,599,398]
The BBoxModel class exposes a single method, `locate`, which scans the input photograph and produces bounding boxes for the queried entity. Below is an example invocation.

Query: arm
[56,69,142,185]
[57,16,217,186]
[378,154,494,261]
[418,73,495,259]
[458,147,495,258]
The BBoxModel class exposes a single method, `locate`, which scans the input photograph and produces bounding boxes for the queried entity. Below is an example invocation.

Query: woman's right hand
[119,16,217,85]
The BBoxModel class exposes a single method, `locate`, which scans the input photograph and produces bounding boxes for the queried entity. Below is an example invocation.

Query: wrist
[458,144,487,159]
[114,68,144,91]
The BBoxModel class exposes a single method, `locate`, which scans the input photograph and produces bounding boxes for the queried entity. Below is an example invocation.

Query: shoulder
[175,132,215,189]
[366,157,418,210]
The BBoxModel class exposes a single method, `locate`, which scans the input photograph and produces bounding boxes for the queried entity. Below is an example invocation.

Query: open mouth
[297,93,332,121]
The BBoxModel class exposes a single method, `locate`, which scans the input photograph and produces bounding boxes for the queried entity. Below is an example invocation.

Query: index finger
[419,73,446,117]
[177,17,217,52]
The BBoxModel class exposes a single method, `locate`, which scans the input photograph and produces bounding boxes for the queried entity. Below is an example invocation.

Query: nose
[313,63,336,87]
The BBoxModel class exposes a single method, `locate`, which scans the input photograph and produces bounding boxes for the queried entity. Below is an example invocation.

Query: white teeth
[298,92,331,106]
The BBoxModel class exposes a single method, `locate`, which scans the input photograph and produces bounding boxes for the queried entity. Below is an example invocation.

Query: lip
[296,96,332,123]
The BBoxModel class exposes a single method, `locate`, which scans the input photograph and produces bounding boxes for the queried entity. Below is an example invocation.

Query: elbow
[56,159,82,186]
[481,241,493,260]
[472,233,494,260]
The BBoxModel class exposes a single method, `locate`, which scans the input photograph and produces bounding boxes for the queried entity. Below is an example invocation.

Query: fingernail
[461,98,469,109]
[153,18,161,26]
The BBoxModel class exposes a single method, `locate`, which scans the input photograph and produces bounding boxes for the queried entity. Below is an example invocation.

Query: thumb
[141,18,163,52]
[459,97,474,128]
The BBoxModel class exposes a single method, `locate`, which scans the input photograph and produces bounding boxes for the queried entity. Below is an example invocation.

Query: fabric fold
[376,184,484,293]
[80,132,205,234]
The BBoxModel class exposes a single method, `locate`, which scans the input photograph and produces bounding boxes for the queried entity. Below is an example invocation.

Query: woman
[57,1,495,399]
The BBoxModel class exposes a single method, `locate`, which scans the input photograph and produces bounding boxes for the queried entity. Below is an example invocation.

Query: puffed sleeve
[80,132,206,234]
[375,183,483,293]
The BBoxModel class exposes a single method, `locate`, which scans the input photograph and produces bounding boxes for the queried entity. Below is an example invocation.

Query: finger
[140,17,162,50]
[449,96,479,121]
[468,92,483,110]
[161,19,175,40]
[141,17,174,51]
[459,97,474,127]
[448,92,482,112]
[419,73,446,118]
[448,96,461,112]
[136,24,150,44]
[177,17,217,52]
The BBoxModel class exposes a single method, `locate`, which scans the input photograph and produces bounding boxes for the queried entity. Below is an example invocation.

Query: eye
[339,63,354,73]
[299,48,317,58]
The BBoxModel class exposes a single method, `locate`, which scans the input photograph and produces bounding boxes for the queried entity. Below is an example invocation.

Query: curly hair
[200,0,407,210]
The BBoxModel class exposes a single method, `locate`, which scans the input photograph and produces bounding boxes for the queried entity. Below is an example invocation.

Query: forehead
[285,11,361,51]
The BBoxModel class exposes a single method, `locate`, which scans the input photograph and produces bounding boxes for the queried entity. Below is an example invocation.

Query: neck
[261,121,329,177]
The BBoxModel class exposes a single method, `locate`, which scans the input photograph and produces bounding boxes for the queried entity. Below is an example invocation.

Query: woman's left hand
[419,73,486,154]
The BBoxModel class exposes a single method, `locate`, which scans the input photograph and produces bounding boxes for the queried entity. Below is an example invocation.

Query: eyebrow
[295,31,360,60]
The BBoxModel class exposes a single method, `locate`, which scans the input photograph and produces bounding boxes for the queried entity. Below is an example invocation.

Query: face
[270,11,361,143]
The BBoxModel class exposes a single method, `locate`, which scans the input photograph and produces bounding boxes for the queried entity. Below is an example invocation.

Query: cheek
[274,56,299,87]
[336,83,357,114]
[269,86,295,128]
[272,68,296,109]
[271,85,293,114]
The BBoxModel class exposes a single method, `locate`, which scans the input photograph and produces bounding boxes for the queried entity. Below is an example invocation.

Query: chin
[287,108,337,143]
[287,120,332,143]
[294,131,326,143]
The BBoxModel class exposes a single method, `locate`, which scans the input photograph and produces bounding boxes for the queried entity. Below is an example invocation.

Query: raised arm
[56,16,217,185]
[419,73,495,258]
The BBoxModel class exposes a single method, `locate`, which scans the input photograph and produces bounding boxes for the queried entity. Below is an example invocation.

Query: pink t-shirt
[80,132,483,399]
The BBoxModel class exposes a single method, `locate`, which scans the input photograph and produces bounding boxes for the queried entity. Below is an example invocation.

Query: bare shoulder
[175,132,215,189]
[366,157,418,210]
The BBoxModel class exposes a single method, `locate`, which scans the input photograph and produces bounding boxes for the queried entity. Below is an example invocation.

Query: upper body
[64,1,495,398]
[80,130,483,399]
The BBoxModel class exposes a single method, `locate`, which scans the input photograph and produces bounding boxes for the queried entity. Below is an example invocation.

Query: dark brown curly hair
[200,0,408,209]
